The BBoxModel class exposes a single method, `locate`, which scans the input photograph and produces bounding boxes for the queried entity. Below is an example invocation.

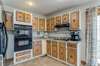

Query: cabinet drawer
[16,11,24,22]
[25,14,31,22]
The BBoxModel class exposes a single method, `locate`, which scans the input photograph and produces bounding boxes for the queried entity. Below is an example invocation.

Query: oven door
[14,36,32,52]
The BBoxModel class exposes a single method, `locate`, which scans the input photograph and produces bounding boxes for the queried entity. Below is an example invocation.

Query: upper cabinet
[46,18,51,32]
[14,10,32,25]
[55,16,61,25]
[16,11,25,22]
[97,7,100,15]
[46,11,80,32]
[25,13,31,22]
[62,13,69,24]
[38,17,46,31]
[70,11,79,31]
[32,17,38,31]
[5,11,13,30]
[32,17,46,31]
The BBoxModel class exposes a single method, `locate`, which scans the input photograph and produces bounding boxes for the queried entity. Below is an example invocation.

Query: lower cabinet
[67,42,77,65]
[52,41,58,58]
[59,42,66,61]
[47,40,52,55]
[33,40,42,56]
[46,40,78,66]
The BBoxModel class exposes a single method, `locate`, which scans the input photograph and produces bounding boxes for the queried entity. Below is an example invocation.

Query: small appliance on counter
[14,24,32,52]
[70,30,81,41]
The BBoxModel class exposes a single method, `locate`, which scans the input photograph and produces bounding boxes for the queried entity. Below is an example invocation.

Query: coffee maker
[70,30,81,41]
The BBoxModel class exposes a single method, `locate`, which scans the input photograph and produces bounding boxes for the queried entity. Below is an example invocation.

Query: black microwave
[14,24,32,52]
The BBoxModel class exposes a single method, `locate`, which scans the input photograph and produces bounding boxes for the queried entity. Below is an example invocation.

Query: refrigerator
[0,9,8,66]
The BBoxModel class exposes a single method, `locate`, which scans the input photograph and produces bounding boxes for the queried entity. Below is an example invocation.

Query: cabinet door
[52,41,58,58]
[47,40,52,55]
[59,42,66,61]
[32,17,38,31]
[62,13,69,24]
[70,11,79,31]
[50,17,55,32]
[5,11,13,30]
[16,11,24,22]
[67,43,77,65]
[33,41,42,56]
[39,18,45,31]
[55,16,61,25]
[25,14,31,22]
[59,47,66,61]
[46,19,51,32]
[97,8,100,15]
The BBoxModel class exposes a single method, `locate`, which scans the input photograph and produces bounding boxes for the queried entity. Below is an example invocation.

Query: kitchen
[0,0,100,66]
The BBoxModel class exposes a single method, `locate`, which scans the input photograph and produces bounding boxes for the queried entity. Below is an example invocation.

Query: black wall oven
[14,24,32,52]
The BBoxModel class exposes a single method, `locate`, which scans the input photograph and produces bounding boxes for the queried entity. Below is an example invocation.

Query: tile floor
[13,56,67,66]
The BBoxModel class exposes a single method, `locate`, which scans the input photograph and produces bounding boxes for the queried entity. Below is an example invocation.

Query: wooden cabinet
[15,11,32,24]
[39,18,45,31]
[52,41,58,58]
[70,11,79,31]
[55,16,61,25]
[32,17,46,31]
[62,13,69,24]
[5,11,13,30]
[46,40,78,65]
[67,42,77,65]
[32,17,38,31]
[59,41,66,61]
[46,19,51,32]
[51,19,54,32]
[97,7,100,15]
[25,14,31,22]
[16,11,25,22]
[47,40,52,55]
[33,40,42,56]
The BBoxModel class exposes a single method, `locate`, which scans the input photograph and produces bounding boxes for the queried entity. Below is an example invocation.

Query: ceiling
[2,0,92,16]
